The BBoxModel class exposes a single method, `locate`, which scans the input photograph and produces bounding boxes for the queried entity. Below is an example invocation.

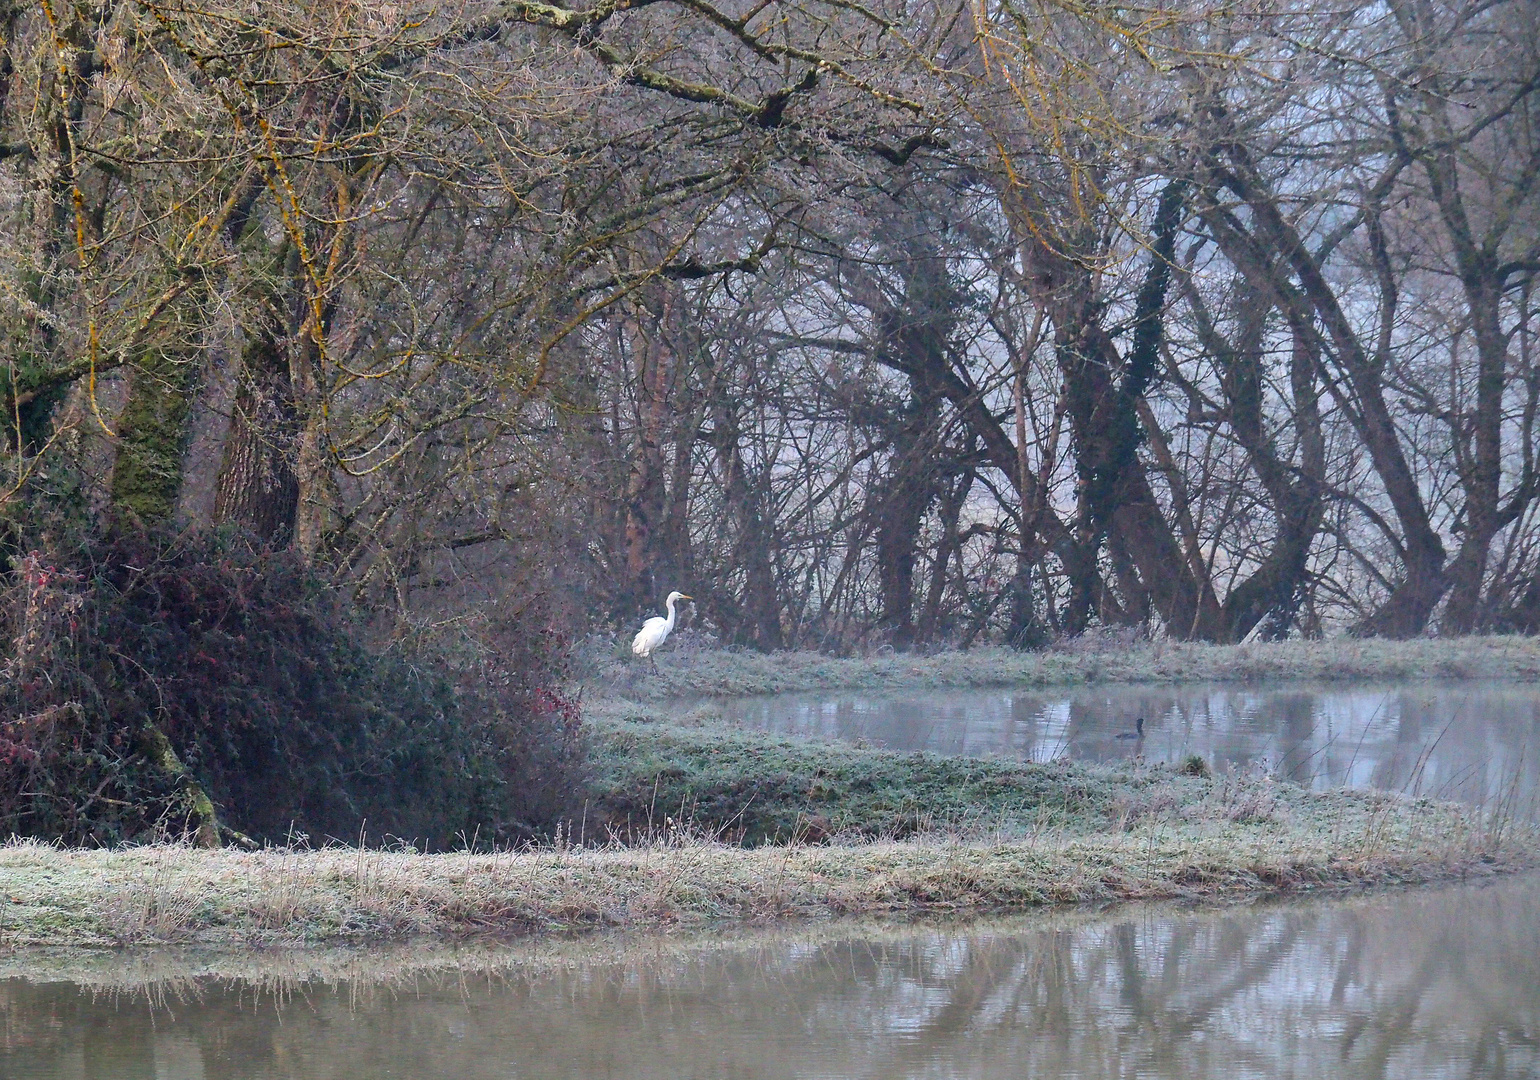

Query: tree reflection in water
[0,876,1536,1079]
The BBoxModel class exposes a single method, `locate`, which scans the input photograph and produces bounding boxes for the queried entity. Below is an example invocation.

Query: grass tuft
[1180,754,1211,778]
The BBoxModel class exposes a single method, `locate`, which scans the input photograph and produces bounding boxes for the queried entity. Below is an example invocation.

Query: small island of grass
[1,709,1533,947]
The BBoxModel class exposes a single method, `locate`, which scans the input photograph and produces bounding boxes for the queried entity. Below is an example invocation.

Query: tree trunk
[140,726,221,849]
[873,384,940,650]
[1201,152,1449,636]
[620,314,672,613]
[109,346,199,527]
[118,174,266,534]
[214,318,301,547]
[709,393,783,650]
[1054,180,1224,639]
[1186,284,1327,641]
[1436,260,1516,633]
[920,466,972,643]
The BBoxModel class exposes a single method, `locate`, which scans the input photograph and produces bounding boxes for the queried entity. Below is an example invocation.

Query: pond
[714,681,1540,814]
[0,874,1535,1078]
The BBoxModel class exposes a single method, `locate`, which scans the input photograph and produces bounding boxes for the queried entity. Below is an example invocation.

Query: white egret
[632,591,692,666]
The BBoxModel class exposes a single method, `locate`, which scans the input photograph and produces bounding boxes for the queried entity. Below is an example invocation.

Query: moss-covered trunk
[139,726,222,848]
[108,346,200,527]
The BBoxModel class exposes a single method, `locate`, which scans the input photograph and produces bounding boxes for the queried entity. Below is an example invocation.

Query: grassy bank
[586,716,1213,844]
[583,635,1540,701]
[0,904,1151,991]
[3,877,1520,993]
[0,720,1533,946]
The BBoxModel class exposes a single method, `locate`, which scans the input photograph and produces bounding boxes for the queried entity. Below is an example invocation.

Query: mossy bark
[139,726,221,848]
[109,347,199,526]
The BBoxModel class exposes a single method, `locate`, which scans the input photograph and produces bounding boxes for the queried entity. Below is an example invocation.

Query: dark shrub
[0,530,584,847]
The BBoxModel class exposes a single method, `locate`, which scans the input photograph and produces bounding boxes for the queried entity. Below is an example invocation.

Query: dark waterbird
[1115,717,1146,740]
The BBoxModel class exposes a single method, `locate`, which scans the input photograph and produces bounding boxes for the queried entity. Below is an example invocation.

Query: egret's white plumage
[632,591,691,662]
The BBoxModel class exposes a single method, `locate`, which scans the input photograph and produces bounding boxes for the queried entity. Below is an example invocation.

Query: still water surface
[716,682,1540,812]
[0,875,1536,1078]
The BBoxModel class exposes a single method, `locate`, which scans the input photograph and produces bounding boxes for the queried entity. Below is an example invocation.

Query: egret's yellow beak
[679,594,694,601]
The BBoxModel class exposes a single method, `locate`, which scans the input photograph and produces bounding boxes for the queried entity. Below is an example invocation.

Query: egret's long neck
[663,595,677,631]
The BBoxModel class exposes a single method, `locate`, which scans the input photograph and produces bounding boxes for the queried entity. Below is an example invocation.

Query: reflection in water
[0,877,1537,1079]
[716,683,1540,813]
